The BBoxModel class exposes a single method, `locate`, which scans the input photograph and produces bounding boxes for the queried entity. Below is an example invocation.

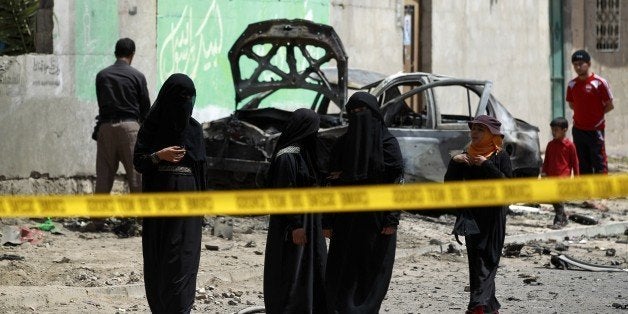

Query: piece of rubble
[569,213,598,225]
[205,244,219,251]
[551,254,628,272]
[0,225,23,245]
[212,217,234,240]
[508,204,542,215]
[503,243,525,257]
[0,254,24,261]
[554,243,569,252]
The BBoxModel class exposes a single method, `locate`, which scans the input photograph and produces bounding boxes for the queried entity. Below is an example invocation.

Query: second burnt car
[203,19,542,189]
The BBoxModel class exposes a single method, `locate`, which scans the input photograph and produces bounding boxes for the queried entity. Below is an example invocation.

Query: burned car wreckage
[203,19,542,189]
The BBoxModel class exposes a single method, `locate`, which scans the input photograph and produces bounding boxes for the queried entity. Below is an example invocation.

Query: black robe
[133,74,206,314]
[444,150,512,313]
[264,108,328,314]
[325,92,404,314]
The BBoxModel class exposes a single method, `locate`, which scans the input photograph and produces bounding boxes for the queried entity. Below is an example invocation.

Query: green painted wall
[157,0,330,110]
[75,0,119,100]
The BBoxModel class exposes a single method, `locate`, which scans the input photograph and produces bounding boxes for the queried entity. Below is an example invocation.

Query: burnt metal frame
[228,19,349,109]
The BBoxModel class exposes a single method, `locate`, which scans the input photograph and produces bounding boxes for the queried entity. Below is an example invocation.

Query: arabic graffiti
[157,0,330,112]
[31,56,61,87]
[159,1,224,82]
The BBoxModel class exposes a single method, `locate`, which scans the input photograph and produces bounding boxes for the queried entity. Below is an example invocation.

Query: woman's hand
[156,146,186,163]
[381,226,396,235]
[323,229,332,239]
[292,228,307,245]
[470,155,487,166]
[452,154,470,164]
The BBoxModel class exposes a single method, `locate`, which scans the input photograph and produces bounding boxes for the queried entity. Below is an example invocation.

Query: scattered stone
[0,254,24,261]
[446,243,461,255]
[205,244,219,251]
[53,257,70,263]
[612,303,628,309]
[245,240,256,248]
[212,217,234,240]
[605,248,616,257]
[569,214,598,225]
[254,250,263,255]
[554,243,569,252]
[503,243,525,257]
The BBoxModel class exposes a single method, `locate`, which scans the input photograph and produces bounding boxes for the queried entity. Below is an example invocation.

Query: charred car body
[203,19,542,189]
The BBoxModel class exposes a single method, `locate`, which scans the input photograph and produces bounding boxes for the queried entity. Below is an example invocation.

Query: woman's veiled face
[470,123,489,145]
[349,106,366,114]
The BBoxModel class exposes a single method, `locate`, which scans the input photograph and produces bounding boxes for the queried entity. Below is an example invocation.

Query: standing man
[566,49,614,175]
[95,38,150,194]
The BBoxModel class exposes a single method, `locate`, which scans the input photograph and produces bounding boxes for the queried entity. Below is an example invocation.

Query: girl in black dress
[445,115,512,314]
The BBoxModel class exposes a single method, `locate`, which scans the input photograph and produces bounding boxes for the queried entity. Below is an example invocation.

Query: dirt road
[0,196,626,313]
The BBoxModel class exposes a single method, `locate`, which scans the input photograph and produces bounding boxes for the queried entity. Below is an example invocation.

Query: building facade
[0,0,625,192]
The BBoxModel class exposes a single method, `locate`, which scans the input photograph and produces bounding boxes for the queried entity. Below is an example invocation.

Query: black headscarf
[338,92,403,181]
[273,108,320,155]
[270,108,321,181]
[140,73,205,162]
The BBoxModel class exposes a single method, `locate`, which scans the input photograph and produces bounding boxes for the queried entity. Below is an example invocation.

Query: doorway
[403,0,421,112]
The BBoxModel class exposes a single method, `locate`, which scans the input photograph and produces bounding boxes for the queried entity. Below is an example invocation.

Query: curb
[396,222,628,259]
[505,221,628,244]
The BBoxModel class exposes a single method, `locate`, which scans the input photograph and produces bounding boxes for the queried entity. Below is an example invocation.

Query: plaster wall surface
[330,0,404,75]
[564,0,627,157]
[430,1,553,150]
[0,0,157,178]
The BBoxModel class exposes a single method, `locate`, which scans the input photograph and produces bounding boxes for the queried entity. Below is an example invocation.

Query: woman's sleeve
[444,158,465,182]
[382,172,403,227]
[269,154,303,229]
[133,127,159,174]
[384,211,400,227]
[480,151,513,179]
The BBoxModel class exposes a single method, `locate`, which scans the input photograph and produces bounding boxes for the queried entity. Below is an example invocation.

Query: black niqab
[139,73,204,163]
[338,92,403,181]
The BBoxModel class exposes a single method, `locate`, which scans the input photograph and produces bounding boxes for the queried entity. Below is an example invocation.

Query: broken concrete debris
[551,254,628,272]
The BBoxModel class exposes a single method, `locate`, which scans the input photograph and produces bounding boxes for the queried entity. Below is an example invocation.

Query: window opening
[596,0,620,51]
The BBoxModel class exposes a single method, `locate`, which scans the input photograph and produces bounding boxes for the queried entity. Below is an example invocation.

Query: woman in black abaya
[263,108,328,314]
[324,92,404,314]
[133,73,206,314]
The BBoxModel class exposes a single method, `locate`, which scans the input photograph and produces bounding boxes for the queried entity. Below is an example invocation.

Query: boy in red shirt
[542,117,579,229]
[566,49,614,174]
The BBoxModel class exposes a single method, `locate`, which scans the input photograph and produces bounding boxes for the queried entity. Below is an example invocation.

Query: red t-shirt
[566,73,613,130]
[542,137,579,177]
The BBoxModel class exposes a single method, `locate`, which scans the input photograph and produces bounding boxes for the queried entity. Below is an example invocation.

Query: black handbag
[452,210,480,244]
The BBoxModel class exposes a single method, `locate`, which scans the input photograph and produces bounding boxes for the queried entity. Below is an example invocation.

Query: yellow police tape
[0,174,626,218]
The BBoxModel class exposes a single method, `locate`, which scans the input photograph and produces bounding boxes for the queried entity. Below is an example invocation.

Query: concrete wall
[0,0,156,179]
[0,0,333,181]
[330,0,404,75]
[429,1,554,149]
[4,0,622,189]
[564,0,627,157]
